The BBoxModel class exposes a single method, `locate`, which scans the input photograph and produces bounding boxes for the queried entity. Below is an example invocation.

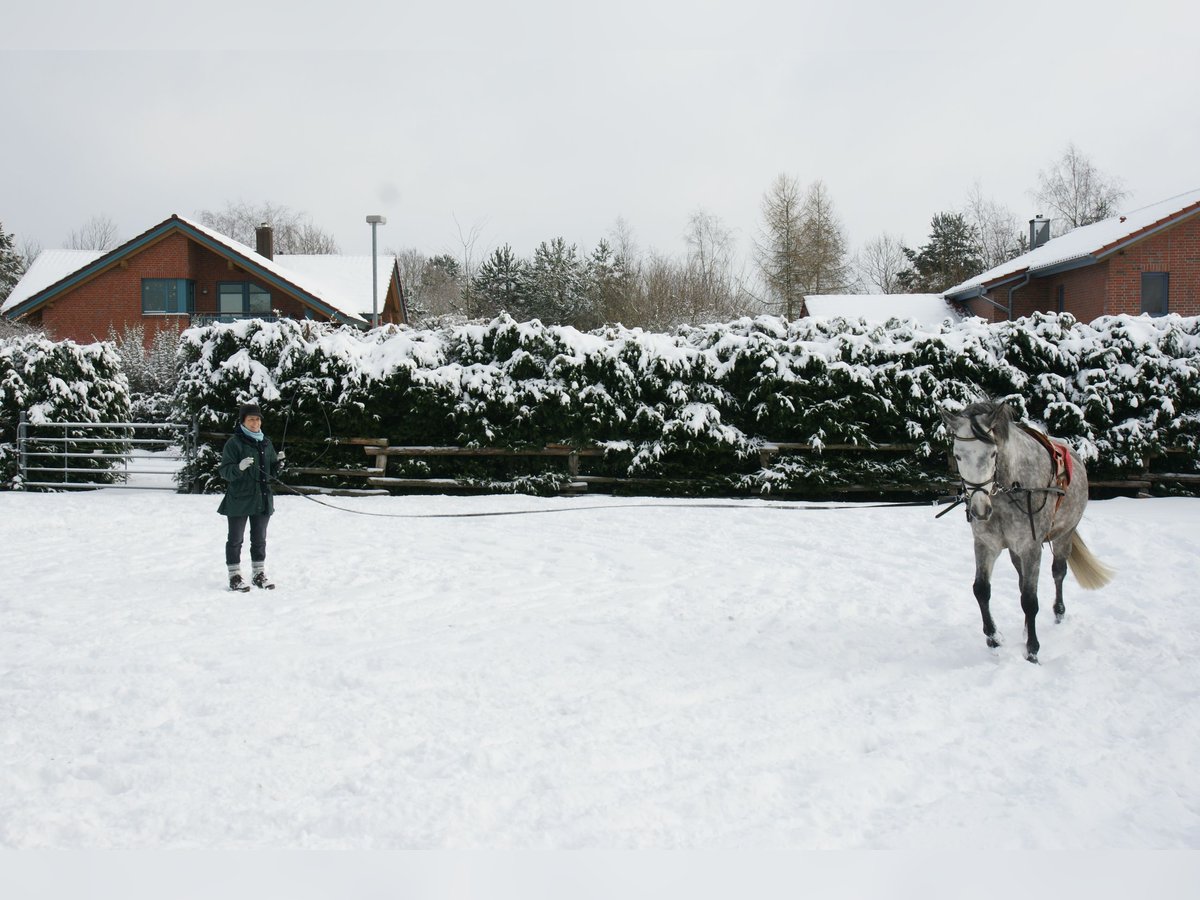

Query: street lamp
[366,214,387,327]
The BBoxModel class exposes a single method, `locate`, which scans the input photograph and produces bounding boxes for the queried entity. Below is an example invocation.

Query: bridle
[950,420,1000,521]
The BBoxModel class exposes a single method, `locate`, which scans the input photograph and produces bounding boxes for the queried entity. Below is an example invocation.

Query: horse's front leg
[1010,547,1043,663]
[973,540,1002,649]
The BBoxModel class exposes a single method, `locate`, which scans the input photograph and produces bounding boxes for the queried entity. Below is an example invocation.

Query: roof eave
[1093,204,1200,260]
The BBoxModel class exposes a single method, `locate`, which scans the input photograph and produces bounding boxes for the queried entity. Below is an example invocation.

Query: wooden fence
[200,432,1195,497]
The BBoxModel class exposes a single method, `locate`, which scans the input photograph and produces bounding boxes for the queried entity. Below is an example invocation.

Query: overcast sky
[4,0,1198,272]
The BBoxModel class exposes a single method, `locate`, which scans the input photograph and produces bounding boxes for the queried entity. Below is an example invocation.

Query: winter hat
[238,403,263,423]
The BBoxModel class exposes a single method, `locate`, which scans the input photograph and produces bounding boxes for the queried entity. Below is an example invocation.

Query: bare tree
[796,180,855,296]
[196,201,340,253]
[65,214,120,251]
[856,232,908,294]
[608,216,641,271]
[18,238,42,277]
[682,209,745,323]
[1034,143,1129,232]
[964,181,1022,269]
[451,215,488,318]
[638,251,685,331]
[754,174,806,318]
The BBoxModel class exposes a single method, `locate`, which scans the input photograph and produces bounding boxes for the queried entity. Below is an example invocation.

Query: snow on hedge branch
[173,312,1200,493]
[0,335,131,486]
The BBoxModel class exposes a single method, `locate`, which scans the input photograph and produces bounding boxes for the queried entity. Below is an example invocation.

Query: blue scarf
[240,424,265,442]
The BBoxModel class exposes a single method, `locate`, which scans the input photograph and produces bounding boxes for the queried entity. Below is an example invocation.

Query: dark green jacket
[217,429,279,517]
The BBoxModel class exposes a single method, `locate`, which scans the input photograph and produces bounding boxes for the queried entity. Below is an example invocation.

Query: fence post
[186,416,200,493]
[17,410,28,484]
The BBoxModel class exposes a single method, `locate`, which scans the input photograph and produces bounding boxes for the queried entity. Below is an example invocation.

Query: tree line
[395,142,1128,328]
[1,143,1128,330]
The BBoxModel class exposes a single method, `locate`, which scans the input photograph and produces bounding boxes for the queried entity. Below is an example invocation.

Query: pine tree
[527,238,586,325]
[897,212,983,293]
[579,240,636,329]
[0,221,22,303]
[471,245,529,319]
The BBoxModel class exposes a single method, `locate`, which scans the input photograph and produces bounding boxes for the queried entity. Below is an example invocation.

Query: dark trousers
[226,514,270,566]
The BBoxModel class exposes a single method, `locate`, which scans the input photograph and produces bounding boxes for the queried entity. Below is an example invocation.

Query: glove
[238,457,254,471]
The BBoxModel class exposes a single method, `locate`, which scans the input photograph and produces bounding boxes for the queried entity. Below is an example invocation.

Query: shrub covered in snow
[173,312,1200,495]
[0,334,131,487]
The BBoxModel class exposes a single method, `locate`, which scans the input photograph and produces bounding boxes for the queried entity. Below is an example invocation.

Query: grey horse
[942,399,1114,663]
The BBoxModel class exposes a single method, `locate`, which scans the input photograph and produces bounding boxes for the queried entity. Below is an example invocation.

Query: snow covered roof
[174,216,370,324]
[2,215,378,326]
[276,254,399,322]
[944,188,1200,299]
[803,293,962,325]
[1,249,103,314]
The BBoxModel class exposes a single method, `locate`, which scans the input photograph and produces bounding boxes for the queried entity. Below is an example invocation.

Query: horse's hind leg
[1051,535,1071,623]
[973,540,1002,649]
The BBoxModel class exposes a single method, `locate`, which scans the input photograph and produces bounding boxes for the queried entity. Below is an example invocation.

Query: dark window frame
[217,281,273,317]
[141,278,195,315]
[1055,284,1065,314]
[1141,272,1169,317]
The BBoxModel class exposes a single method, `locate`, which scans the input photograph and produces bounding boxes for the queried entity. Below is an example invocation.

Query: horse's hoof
[1054,613,1065,624]
[1026,652,1040,664]
[987,636,1002,648]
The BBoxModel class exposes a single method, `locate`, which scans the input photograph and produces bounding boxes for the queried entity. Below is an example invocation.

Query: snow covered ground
[1,488,1199,851]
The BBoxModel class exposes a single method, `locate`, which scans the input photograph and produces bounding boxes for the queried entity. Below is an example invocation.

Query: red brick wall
[962,279,1051,321]
[1047,262,1109,323]
[35,232,318,345]
[1010,278,1052,319]
[962,214,1200,322]
[1104,215,1200,316]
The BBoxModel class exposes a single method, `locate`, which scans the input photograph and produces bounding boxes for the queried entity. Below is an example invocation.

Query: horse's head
[942,401,1012,523]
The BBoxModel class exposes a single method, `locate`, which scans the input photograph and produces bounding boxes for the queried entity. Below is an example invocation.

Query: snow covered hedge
[173,312,1200,495]
[0,335,131,487]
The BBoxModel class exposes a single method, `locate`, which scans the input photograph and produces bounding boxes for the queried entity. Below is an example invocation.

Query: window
[1141,272,1169,316]
[1055,285,1065,313]
[217,282,273,318]
[142,279,194,314]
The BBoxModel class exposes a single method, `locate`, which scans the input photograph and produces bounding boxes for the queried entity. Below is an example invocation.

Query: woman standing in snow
[218,403,282,591]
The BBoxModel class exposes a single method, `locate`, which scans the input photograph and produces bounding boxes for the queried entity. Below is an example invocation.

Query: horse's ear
[984,403,1012,438]
[940,407,960,428]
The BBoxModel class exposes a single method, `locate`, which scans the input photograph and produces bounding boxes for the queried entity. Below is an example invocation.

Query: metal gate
[16,412,196,491]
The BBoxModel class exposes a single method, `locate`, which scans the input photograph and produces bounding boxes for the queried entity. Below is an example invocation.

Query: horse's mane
[958,399,1013,444]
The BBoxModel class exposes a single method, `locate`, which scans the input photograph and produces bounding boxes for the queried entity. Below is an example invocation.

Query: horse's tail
[1068,532,1115,590]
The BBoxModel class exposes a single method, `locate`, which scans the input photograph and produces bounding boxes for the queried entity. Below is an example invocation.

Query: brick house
[1,214,408,344]
[944,188,1200,321]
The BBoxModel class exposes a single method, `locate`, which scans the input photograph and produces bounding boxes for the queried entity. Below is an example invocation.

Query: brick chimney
[255,223,274,260]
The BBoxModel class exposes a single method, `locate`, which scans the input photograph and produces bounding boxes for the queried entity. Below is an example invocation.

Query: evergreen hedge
[172,312,1200,496]
[0,334,131,487]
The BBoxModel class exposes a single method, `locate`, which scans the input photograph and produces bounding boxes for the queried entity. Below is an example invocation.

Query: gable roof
[803,293,962,325]
[2,214,378,326]
[944,188,1200,300]
[276,254,402,322]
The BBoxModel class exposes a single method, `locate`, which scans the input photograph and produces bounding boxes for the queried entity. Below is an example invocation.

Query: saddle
[1018,423,1073,490]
